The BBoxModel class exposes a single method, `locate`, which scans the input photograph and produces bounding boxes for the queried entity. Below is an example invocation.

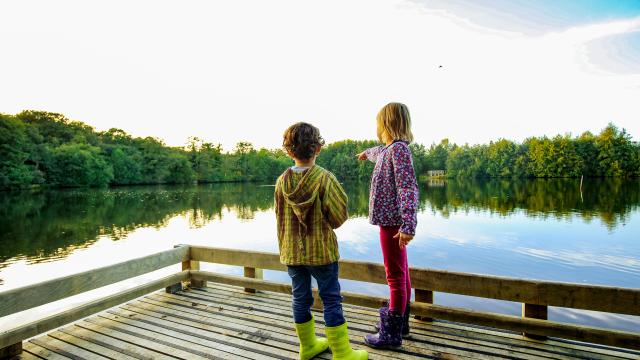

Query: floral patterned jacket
[365,141,419,235]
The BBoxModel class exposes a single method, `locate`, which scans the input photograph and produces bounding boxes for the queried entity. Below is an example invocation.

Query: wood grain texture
[0,245,189,318]
[0,271,188,349]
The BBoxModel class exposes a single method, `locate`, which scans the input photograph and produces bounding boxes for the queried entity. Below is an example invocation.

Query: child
[275,122,368,360]
[357,103,418,349]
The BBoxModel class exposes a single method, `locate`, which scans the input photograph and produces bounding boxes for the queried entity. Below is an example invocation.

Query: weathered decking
[16,283,640,360]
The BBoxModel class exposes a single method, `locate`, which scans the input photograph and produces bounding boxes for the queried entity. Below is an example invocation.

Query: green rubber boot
[294,315,329,360]
[325,322,368,360]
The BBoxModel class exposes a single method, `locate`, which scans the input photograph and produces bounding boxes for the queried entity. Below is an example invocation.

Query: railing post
[414,289,434,321]
[243,267,263,293]
[522,303,548,339]
[166,244,198,293]
[188,259,206,289]
[0,342,22,358]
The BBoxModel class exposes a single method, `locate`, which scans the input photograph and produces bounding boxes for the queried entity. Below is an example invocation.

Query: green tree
[49,143,113,187]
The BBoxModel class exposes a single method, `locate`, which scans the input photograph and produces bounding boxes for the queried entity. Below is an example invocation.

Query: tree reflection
[1,178,638,266]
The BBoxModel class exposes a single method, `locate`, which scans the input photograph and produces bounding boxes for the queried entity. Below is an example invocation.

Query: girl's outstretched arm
[390,143,419,236]
[356,146,384,162]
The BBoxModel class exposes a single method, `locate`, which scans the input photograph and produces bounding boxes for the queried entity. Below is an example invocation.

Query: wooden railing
[189,245,640,350]
[0,246,190,357]
[1,244,638,358]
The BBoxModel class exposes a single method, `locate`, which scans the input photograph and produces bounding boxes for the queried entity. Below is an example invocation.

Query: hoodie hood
[281,166,325,237]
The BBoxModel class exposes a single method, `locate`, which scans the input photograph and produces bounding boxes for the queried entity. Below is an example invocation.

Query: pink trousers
[380,225,412,314]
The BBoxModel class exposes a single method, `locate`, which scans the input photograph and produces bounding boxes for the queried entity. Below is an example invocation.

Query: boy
[275,122,367,360]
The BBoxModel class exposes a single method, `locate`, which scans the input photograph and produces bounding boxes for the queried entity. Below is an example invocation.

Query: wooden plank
[103,308,293,360]
[191,271,640,351]
[129,298,337,360]
[0,271,189,349]
[189,283,611,359]
[14,350,41,360]
[172,288,585,360]
[129,296,442,360]
[133,298,430,360]
[22,341,71,360]
[31,335,111,360]
[155,290,511,359]
[0,246,189,318]
[47,329,139,360]
[57,324,165,360]
[76,319,194,359]
[430,322,639,360]
[190,246,286,272]
[199,283,640,360]
[104,306,295,359]
[90,314,245,360]
[191,270,292,295]
[190,245,640,315]
[409,269,640,316]
[412,302,640,351]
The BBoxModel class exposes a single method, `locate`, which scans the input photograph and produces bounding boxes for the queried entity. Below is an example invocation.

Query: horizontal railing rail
[0,245,190,352]
[0,245,190,318]
[189,245,640,316]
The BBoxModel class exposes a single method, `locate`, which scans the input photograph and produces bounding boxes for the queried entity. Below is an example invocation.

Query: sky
[1,0,639,151]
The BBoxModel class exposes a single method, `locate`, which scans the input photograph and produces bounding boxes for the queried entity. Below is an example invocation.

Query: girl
[276,122,368,360]
[357,103,418,349]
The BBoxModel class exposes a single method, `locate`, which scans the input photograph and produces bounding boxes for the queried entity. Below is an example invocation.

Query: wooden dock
[1,245,639,359]
[12,283,640,359]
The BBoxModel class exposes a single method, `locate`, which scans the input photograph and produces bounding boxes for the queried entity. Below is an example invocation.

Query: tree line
[430,126,640,178]
[1,111,638,189]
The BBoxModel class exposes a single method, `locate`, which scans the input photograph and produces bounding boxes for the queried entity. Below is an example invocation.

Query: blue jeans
[287,262,345,327]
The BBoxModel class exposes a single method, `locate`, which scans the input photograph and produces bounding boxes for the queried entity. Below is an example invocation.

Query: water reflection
[1,178,638,267]
[422,178,640,229]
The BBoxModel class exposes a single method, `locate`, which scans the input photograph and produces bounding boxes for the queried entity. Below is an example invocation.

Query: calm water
[1,178,639,331]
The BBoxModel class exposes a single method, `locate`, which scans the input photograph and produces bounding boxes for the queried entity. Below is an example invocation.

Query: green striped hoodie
[274,165,348,265]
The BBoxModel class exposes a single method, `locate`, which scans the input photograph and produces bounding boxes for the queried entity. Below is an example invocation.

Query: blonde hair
[376,102,414,144]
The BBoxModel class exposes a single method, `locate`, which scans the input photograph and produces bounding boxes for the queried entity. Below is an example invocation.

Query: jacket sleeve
[322,173,349,229]
[390,144,418,235]
[365,146,384,163]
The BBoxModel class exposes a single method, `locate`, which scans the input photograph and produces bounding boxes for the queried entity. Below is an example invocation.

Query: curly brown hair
[283,122,325,160]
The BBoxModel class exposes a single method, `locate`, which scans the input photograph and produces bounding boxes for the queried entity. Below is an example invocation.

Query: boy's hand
[393,231,414,249]
[356,151,367,161]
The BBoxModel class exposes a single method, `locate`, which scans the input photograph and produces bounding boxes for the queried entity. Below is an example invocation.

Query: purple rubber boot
[374,302,410,338]
[364,307,403,349]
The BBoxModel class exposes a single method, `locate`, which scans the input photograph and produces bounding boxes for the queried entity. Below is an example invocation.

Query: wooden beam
[409,269,640,316]
[190,246,286,272]
[0,246,189,318]
[522,303,548,339]
[411,302,640,351]
[191,270,292,294]
[192,270,640,351]
[243,267,263,293]
[189,246,640,316]
[0,271,189,349]
[415,289,434,321]
[0,342,21,358]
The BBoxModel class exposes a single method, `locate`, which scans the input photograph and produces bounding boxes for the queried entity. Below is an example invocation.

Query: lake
[1,178,639,332]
